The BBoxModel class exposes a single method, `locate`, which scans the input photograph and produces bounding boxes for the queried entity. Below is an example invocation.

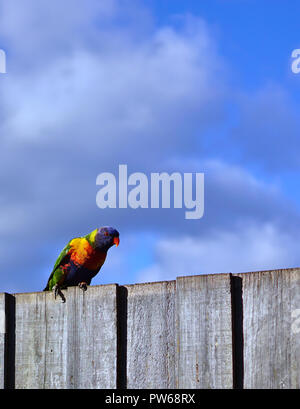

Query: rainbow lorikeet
[44,226,119,302]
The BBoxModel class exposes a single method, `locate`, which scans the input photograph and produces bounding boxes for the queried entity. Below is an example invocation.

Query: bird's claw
[78,282,88,292]
[53,284,66,303]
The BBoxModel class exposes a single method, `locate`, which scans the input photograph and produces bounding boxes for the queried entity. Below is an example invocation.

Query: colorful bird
[44,226,119,302]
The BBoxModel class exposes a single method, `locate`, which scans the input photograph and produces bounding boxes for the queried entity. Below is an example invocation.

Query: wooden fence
[0,267,300,389]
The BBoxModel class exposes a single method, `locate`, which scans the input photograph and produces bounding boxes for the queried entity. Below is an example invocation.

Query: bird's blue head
[95,226,120,252]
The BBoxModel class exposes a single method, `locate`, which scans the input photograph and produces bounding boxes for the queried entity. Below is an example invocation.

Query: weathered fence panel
[176,274,233,388]
[241,268,300,389]
[14,285,117,389]
[1,268,300,389]
[126,281,176,388]
[15,290,67,388]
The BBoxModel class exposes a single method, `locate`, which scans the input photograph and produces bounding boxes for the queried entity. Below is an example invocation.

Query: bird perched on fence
[44,226,120,302]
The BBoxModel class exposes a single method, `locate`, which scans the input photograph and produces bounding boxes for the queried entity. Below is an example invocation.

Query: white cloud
[0,0,299,294]
[0,6,228,243]
[137,222,300,282]
[0,3,230,293]
[1,14,226,146]
[0,0,120,60]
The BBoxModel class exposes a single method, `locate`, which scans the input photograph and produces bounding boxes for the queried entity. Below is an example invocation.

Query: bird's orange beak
[114,237,120,247]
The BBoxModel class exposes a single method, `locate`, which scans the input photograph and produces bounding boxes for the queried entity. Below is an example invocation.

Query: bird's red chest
[69,238,107,271]
[83,250,107,271]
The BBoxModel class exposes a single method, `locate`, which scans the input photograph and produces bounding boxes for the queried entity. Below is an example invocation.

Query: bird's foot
[53,284,66,303]
[78,282,88,292]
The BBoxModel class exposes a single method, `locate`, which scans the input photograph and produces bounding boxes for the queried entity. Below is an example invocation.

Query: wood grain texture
[2,269,300,389]
[176,274,233,389]
[66,285,117,389]
[241,268,300,389]
[14,285,117,389]
[126,281,176,388]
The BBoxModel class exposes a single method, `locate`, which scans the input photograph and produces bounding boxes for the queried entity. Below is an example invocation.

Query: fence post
[176,274,233,388]
[241,268,300,388]
[14,285,118,389]
[126,281,176,388]
[1,268,300,389]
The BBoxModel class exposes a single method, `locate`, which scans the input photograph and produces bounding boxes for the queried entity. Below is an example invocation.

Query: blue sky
[1,0,300,293]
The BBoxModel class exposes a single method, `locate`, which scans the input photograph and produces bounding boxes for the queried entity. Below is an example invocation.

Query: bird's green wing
[51,241,72,273]
[44,240,72,291]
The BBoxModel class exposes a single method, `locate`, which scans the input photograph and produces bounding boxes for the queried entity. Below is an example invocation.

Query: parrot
[44,226,120,302]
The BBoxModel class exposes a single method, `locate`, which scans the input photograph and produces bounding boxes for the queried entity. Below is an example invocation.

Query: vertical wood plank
[14,290,68,388]
[14,285,117,389]
[176,274,233,388]
[7,268,300,389]
[66,285,117,389]
[126,281,176,388]
[242,268,300,389]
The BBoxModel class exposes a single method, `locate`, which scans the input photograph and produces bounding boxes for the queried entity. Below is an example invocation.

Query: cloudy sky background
[1,0,300,293]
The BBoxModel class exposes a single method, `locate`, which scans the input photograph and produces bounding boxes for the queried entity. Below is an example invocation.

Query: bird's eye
[104,231,109,236]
